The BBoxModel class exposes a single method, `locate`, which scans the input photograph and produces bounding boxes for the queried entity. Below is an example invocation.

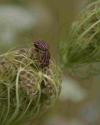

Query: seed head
[0,43,62,125]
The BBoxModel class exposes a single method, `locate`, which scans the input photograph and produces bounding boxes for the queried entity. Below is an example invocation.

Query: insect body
[34,40,50,68]
[34,40,50,51]
[41,51,50,67]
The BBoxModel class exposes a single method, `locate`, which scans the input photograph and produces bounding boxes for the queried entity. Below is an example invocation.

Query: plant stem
[4,69,20,125]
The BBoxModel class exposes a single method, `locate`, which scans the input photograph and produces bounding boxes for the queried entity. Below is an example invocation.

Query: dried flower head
[0,42,62,125]
[58,0,100,79]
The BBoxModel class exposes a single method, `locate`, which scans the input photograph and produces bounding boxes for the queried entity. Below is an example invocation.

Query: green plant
[58,0,100,80]
[0,42,62,125]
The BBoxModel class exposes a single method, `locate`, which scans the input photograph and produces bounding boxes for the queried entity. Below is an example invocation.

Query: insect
[34,40,50,51]
[41,51,50,67]
[34,40,50,68]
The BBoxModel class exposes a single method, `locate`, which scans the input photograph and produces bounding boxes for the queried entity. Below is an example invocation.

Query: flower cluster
[0,43,62,125]
[58,1,100,79]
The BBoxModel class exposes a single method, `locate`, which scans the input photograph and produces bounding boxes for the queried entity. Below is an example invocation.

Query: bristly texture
[0,42,62,125]
[58,0,100,80]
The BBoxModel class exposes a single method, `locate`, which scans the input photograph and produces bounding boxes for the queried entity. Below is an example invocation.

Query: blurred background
[0,0,100,125]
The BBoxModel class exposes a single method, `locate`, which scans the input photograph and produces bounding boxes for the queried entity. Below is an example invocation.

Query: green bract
[0,43,62,125]
[58,0,100,79]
